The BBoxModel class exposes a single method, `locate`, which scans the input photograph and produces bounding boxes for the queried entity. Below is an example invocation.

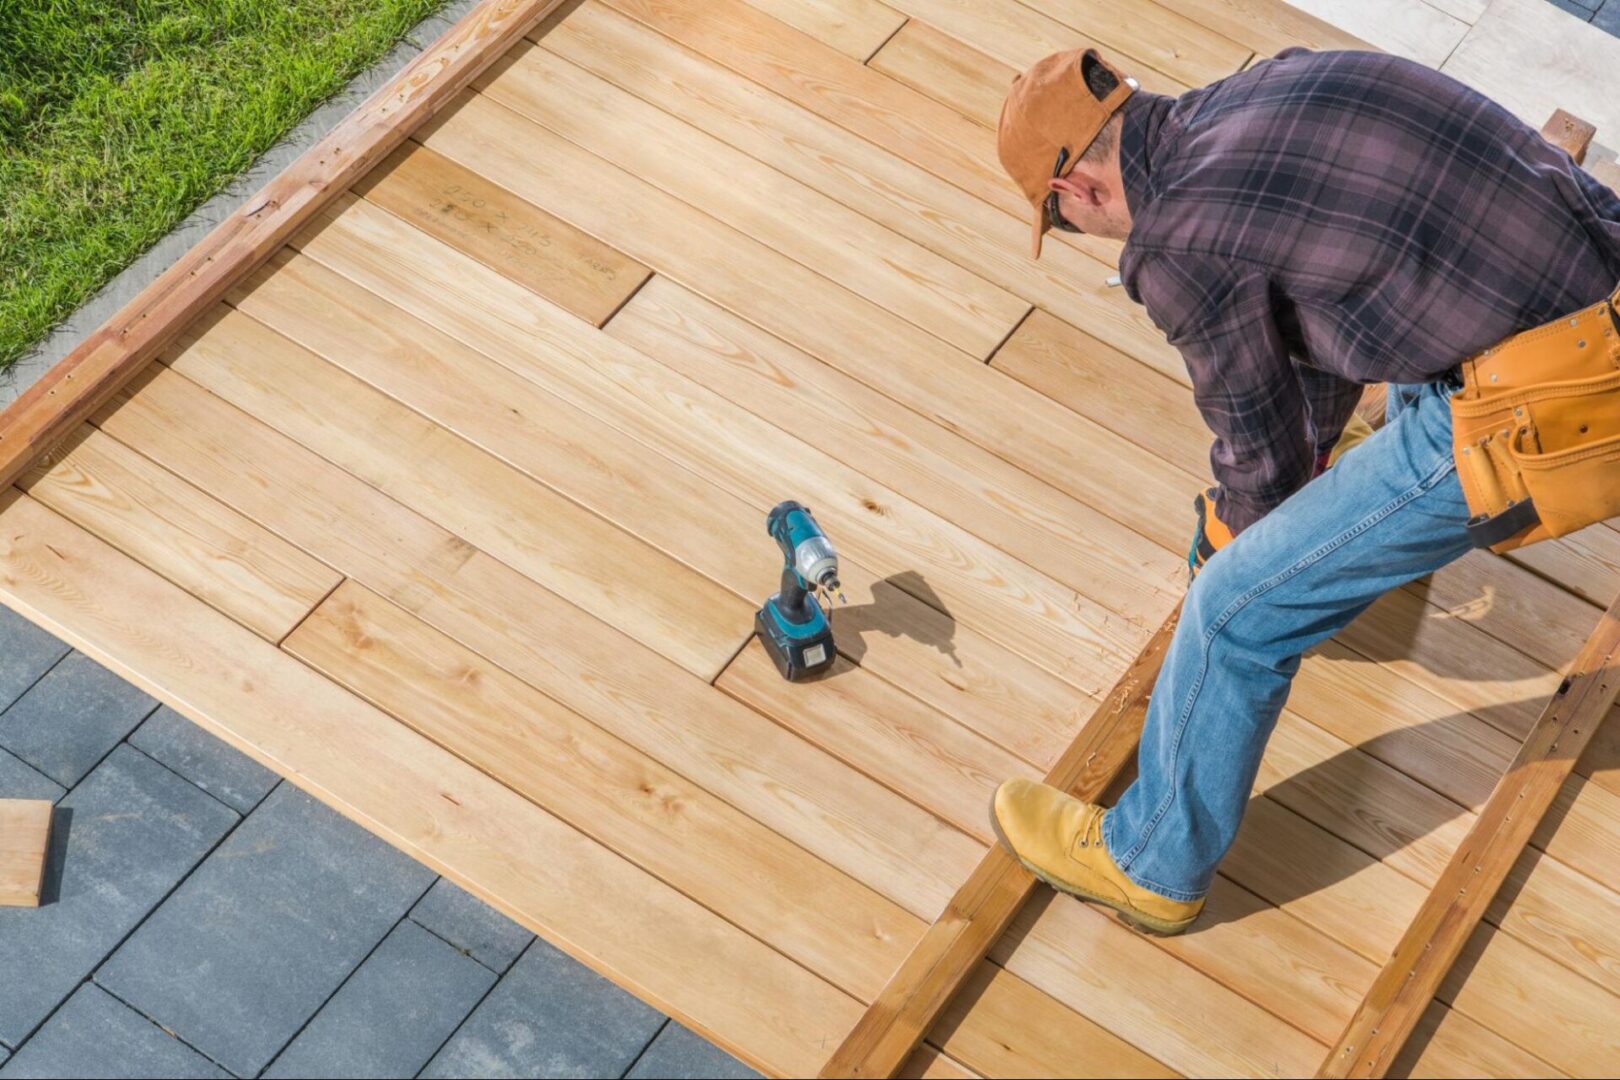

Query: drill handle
[777,564,813,621]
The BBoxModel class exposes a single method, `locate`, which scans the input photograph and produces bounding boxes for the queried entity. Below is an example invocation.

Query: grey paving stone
[1547,0,1597,19]
[0,652,158,787]
[96,785,435,1077]
[0,608,68,714]
[265,919,496,1079]
[1594,0,1620,33]
[409,879,533,973]
[421,939,663,1079]
[627,1022,761,1080]
[0,983,227,1079]
[0,748,65,803]
[129,707,278,814]
[0,745,237,1047]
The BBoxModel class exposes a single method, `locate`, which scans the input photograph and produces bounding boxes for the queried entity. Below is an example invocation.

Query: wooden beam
[0,799,54,907]
[1318,588,1620,1078]
[819,603,1181,1079]
[0,0,564,492]
[1540,108,1597,165]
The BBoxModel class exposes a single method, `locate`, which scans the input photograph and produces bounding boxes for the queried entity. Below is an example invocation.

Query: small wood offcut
[5,0,1620,1076]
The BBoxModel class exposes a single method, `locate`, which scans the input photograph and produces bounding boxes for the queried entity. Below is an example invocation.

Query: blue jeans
[1102,381,1475,901]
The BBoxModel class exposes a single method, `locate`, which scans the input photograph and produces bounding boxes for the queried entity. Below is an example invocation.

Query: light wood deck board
[284,193,1139,727]
[0,491,859,1077]
[91,365,984,918]
[18,425,341,643]
[3,0,1618,1073]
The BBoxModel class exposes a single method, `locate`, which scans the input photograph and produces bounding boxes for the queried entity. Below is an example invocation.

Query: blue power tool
[756,500,845,681]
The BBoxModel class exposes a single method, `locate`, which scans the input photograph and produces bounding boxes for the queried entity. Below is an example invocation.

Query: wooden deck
[4,0,1620,1076]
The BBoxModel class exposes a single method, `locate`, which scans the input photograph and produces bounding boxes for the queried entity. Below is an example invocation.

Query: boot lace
[1075,806,1106,850]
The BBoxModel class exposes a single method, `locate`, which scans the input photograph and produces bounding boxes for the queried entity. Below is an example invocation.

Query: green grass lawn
[0,0,449,373]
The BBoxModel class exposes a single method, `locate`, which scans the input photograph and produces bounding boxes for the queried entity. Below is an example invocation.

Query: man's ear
[1050,170,1105,207]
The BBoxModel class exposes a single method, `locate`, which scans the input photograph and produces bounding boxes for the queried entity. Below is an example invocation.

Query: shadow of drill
[830,570,961,670]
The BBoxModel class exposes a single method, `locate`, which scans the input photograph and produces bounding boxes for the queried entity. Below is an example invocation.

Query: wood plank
[898,1046,977,1079]
[933,961,1176,1078]
[1509,519,1620,608]
[1320,590,1620,1077]
[589,0,1130,271]
[286,579,922,1000]
[1223,795,1428,964]
[477,42,1029,361]
[1439,924,1620,1076]
[1333,586,1561,747]
[19,425,340,642]
[878,0,1244,89]
[0,490,856,1076]
[1111,0,1372,57]
[721,639,1037,838]
[352,142,650,326]
[1487,847,1620,998]
[1388,1002,1563,1079]
[997,895,1327,1078]
[0,0,567,494]
[1539,108,1597,163]
[737,0,905,59]
[421,91,1193,553]
[0,799,52,907]
[819,607,1176,1078]
[606,276,1184,699]
[992,308,1207,467]
[166,303,751,681]
[539,1,1183,377]
[290,194,1140,726]
[95,366,983,918]
[865,21,1019,129]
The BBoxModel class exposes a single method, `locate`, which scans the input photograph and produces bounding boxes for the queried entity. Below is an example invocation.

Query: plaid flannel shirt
[1117,48,1620,535]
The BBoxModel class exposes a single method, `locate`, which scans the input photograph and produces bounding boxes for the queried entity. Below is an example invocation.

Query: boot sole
[988,795,1198,937]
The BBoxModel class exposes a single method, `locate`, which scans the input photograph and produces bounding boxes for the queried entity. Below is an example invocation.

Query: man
[989,47,1620,934]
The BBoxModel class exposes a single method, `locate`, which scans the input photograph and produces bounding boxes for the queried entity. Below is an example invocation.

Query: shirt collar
[1119,91,1176,220]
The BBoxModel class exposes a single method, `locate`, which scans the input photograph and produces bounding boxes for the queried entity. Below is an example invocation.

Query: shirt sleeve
[1293,358,1364,459]
[1130,254,1314,535]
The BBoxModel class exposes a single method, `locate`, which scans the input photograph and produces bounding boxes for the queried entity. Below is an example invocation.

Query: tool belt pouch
[1451,283,1620,553]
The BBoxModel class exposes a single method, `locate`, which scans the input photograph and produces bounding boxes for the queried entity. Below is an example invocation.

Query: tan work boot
[992,778,1204,935]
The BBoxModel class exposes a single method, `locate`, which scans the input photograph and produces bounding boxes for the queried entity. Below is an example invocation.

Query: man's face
[1047,164,1132,242]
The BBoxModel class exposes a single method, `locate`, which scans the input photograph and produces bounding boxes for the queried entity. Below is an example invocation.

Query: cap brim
[1030,202,1048,259]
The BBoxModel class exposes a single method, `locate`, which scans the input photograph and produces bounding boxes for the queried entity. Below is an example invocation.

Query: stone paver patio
[0,606,756,1079]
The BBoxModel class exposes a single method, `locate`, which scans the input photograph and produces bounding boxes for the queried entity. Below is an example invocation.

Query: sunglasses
[1044,146,1082,234]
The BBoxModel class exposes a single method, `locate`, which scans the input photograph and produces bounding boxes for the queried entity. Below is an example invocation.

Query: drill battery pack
[755,596,836,682]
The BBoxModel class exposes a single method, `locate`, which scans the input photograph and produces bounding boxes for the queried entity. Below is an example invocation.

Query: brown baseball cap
[997,49,1136,258]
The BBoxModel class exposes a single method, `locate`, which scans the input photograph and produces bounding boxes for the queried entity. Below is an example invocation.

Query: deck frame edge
[819,603,1181,1079]
[0,0,567,490]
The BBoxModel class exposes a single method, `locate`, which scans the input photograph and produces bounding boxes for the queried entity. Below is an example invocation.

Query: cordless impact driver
[756,500,844,681]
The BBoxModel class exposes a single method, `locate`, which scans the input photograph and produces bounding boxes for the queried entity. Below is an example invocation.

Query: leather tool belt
[1451,281,1620,553]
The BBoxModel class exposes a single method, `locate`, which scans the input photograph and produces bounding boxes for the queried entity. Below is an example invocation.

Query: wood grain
[1319,590,1620,1077]
[0,491,864,1076]
[478,41,1030,360]
[538,1,1179,374]
[0,799,53,907]
[818,604,1177,1078]
[94,366,984,919]
[286,579,923,1000]
[353,142,649,326]
[865,21,1018,129]
[20,425,341,642]
[0,0,566,494]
